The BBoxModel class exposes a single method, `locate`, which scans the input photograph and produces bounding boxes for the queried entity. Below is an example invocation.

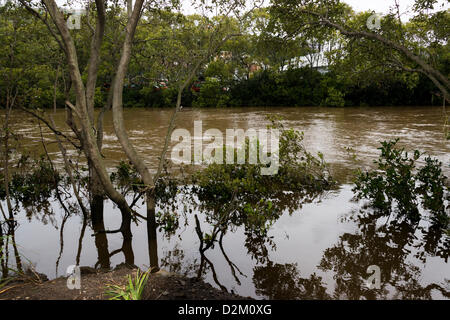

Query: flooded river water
[3,106,450,299]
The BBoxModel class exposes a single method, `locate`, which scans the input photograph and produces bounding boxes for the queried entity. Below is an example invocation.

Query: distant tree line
[122,66,442,108]
[1,1,448,109]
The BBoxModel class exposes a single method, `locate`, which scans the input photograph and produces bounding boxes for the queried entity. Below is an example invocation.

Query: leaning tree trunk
[111,0,159,270]
[40,0,136,235]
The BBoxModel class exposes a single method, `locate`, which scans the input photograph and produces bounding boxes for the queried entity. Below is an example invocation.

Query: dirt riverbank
[0,266,250,300]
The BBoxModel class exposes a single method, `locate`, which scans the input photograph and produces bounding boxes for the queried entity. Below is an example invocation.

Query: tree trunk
[110,0,158,268]
[42,0,136,230]
[91,199,110,270]
[146,191,159,270]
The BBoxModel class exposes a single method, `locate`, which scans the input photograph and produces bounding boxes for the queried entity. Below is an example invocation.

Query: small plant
[353,139,449,225]
[105,269,150,300]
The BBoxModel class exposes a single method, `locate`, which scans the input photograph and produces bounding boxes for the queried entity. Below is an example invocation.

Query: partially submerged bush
[193,117,333,198]
[107,118,334,237]
[353,139,449,225]
[191,117,335,235]
[5,155,60,206]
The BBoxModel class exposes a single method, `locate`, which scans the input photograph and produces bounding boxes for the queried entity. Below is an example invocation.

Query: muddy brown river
[3,106,450,299]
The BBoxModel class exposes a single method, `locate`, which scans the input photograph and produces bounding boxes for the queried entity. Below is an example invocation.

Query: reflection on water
[318,208,450,299]
[1,106,449,299]
[4,184,449,299]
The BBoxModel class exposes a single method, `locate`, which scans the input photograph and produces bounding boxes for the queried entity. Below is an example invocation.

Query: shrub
[353,139,449,225]
[190,117,334,235]
[324,87,345,107]
[7,155,60,205]
[192,77,230,108]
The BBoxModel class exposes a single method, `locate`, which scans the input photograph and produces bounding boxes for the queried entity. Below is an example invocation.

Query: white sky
[344,0,415,14]
[47,0,449,16]
[343,0,449,18]
[181,0,450,20]
[45,0,450,18]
